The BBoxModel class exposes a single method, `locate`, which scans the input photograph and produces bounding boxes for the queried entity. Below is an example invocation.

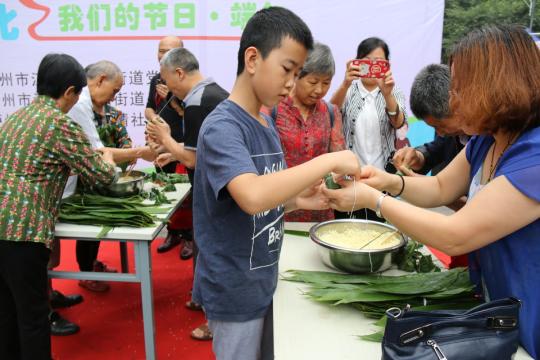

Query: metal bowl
[95,170,147,197]
[309,219,407,274]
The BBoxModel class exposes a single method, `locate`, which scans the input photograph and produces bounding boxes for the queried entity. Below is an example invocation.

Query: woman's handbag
[382,297,521,360]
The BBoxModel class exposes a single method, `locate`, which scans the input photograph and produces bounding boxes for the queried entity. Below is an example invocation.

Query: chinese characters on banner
[0,68,159,128]
[1,1,445,150]
[0,1,271,127]
[56,2,269,32]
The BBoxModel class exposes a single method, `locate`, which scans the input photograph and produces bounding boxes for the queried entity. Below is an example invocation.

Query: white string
[156,95,176,117]
[349,176,357,219]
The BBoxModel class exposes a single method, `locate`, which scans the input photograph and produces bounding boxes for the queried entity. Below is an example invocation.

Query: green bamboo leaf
[359,330,384,342]
[97,226,113,238]
[283,230,311,237]
[306,288,416,304]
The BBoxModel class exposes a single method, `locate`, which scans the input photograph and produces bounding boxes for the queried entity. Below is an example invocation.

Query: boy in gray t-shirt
[193,7,362,360]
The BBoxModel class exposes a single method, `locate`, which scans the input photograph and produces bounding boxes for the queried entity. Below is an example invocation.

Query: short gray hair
[85,60,122,80]
[299,42,335,78]
[160,47,199,73]
[410,64,450,121]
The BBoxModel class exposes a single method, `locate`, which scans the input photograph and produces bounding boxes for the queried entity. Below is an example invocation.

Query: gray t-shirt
[193,100,286,322]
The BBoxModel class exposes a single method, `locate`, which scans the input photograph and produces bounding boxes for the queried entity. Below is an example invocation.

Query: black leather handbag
[381,297,521,360]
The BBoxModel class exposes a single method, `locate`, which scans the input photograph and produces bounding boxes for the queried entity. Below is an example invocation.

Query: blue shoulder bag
[382,297,521,360]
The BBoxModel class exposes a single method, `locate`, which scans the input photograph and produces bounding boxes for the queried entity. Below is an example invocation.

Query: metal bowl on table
[95,170,147,197]
[309,219,407,274]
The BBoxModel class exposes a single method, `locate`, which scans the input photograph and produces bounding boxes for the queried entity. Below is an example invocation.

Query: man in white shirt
[48,62,158,336]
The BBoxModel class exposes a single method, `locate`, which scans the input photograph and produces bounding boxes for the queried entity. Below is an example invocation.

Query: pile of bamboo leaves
[282,267,480,342]
[59,193,171,237]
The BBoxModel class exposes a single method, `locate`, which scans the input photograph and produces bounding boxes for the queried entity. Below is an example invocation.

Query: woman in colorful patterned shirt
[273,42,345,222]
[0,53,117,360]
[95,103,132,149]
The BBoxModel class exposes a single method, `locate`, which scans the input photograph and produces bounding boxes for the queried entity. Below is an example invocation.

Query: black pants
[334,208,385,223]
[157,161,184,235]
[76,240,100,271]
[0,241,51,360]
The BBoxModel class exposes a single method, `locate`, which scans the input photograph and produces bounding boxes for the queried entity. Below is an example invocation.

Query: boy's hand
[331,150,362,178]
[294,181,329,211]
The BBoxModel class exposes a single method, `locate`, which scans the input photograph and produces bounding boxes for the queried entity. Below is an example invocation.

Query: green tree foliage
[442,0,540,62]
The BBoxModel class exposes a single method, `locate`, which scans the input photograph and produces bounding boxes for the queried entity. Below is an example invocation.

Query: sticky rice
[318,228,400,250]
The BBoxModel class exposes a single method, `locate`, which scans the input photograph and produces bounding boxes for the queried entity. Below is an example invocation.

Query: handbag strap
[395,297,521,320]
[399,315,519,345]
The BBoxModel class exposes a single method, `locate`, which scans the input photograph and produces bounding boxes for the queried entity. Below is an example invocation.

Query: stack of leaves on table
[283,267,480,342]
[58,172,189,234]
[58,194,172,237]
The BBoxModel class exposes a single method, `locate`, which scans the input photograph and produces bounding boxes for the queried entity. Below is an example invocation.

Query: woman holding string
[323,24,540,358]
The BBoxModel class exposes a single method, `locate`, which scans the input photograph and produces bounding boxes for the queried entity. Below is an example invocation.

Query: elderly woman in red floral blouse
[272,42,345,222]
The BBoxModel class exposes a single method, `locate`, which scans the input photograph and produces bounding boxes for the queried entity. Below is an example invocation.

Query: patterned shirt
[0,96,116,248]
[274,96,345,222]
[342,80,408,169]
[94,104,132,149]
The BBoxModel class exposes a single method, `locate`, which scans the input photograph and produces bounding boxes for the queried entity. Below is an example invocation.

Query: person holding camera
[330,37,407,221]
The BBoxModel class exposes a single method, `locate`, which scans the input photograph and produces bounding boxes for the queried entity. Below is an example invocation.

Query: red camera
[351,59,390,79]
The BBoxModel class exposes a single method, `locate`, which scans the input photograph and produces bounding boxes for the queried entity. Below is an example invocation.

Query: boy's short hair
[37,53,87,99]
[236,6,313,76]
[410,64,450,121]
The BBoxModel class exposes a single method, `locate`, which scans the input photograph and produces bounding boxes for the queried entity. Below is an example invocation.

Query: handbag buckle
[386,304,411,319]
[386,307,403,319]
[487,316,518,329]
[400,324,431,345]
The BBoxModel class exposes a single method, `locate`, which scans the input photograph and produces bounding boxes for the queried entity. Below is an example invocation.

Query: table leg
[135,241,156,360]
[120,242,129,273]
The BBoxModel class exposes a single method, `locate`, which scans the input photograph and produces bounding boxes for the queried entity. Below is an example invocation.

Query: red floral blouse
[274,96,345,222]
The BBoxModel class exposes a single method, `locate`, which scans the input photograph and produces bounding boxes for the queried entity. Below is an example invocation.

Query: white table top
[54,183,191,241]
[274,224,533,360]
